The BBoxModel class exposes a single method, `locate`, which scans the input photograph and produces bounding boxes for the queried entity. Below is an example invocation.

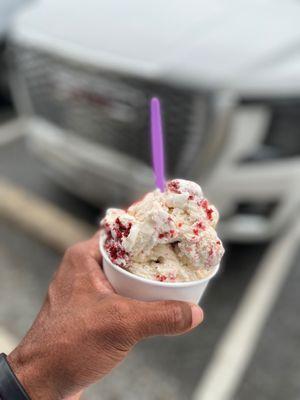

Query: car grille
[9,44,211,177]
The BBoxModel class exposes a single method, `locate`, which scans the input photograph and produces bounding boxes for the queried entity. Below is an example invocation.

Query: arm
[7,233,203,400]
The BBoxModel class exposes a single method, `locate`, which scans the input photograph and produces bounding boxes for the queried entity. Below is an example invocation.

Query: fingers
[82,232,115,294]
[65,234,204,337]
[129,300,204,338]
[84,231,102,263]
[85,231,115,294]
[65,232,102,265]
[63,232,114,295]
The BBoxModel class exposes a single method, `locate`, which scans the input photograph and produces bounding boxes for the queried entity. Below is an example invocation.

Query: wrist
[7,347,57,400]
[0,353,31,400]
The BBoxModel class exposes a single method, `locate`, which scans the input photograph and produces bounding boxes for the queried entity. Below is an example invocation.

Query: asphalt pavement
[235,247,300,400]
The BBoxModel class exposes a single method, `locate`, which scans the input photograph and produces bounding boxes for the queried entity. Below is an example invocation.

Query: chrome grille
[9,44,211,176]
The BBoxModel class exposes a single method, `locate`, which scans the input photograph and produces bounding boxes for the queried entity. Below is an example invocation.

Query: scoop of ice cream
[101,179,224,282]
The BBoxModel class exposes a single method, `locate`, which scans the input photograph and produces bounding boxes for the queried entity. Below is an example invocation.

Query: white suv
[7,0,300,241]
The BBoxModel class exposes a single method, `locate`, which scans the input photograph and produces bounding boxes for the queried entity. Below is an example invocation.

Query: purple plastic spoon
[150,97,166,192]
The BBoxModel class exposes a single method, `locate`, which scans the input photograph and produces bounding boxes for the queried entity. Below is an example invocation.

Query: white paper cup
[100,234,220,304]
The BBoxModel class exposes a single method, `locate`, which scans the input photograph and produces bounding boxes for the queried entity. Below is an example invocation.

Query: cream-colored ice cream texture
[101,179,224,282]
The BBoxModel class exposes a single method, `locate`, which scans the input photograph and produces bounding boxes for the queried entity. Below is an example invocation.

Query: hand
[7,233,203,400]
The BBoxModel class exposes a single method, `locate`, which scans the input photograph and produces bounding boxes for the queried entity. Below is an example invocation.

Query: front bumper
[25,114,300,242]
[26,118,154,207]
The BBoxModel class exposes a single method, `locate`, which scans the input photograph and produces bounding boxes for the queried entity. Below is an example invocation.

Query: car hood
[10,0,300,95]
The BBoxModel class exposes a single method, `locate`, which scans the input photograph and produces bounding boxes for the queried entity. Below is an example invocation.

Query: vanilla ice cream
[101,179,224,282]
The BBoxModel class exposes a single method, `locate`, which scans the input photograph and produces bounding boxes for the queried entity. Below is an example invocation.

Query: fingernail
[190,304,204,328]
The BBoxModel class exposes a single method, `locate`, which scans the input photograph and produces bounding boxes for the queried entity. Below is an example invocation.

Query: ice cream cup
[100,233,220,304]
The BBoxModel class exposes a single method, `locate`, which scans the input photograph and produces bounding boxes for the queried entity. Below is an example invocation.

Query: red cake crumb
[104,222,111,234]
[169,272,177,281]
[167,180,181,194]
[199,199,214,221]
[105,229,113,240]
[207,208,214,221]
[196,221,206,230]
[193,228,199,236]
[188,194,194,200]
[159,230,175,239]
[115,217,132,238]
[114,229,123,239]
[105,240,128,268]
[156,274,167,282]
[178,222,183,227]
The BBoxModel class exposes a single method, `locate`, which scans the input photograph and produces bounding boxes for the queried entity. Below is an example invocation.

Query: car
[0,0,31,102]
[7,0,300,241]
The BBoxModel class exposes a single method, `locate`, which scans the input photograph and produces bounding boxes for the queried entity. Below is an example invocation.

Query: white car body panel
[8,0,300,241]
[10,0,300,95]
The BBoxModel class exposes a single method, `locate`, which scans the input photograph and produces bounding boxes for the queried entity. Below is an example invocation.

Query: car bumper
[25,118,154,207]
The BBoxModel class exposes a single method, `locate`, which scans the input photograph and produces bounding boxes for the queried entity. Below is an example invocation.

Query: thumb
[131,300,204,338]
